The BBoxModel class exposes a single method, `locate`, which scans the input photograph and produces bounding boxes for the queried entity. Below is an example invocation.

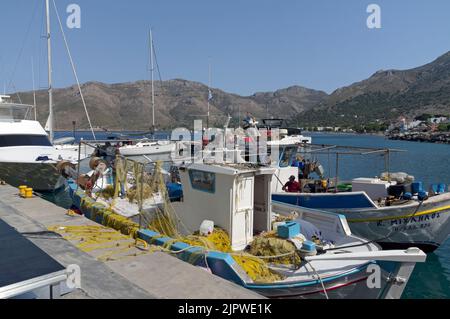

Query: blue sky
[1,0,450,96]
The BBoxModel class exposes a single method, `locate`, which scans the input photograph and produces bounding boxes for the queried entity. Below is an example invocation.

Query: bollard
[25,188,34,199]
[19,186,28,198]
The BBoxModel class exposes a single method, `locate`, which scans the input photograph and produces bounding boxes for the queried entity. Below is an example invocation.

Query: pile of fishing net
[248,236,301,266]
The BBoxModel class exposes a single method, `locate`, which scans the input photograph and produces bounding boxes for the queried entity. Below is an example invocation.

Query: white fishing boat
[259,119,312,146]
[150,161,426,299]
[0,96,78,191]
[271,144,450,253]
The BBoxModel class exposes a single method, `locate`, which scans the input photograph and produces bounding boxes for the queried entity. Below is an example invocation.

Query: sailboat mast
[150,29,155,131]
[45,0,54,142]
[207,60,211,129]
[31,57,37,121]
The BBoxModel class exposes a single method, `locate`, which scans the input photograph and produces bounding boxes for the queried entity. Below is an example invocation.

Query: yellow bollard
[19,186,27,197]
[25,188,34,199]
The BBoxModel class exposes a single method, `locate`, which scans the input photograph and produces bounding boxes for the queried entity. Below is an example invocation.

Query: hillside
[296,52,450,127]
[12,80,327,130]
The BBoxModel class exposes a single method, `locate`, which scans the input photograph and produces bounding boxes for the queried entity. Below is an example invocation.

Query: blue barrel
[418,191,428,201]
[438,184,447,194]
[403,192,413,200]
[412,182,424,194]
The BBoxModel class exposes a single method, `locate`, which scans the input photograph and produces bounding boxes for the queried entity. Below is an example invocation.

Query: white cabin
[174,163,276,251]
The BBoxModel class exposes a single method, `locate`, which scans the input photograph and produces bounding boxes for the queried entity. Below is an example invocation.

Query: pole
[207,59,211,129]
[31,57,37,121]
[150,28,155,131]
[45,0,54,143]
[335,153,340,193]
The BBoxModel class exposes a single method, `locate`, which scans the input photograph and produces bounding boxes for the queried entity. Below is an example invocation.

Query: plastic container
[418,191,428,202]
[200,220,215,236]
[272,222,286,233]
[412,182,424,195]
[438,184,447,194]
[300,241,318,257]
[278,222,301,239]
[403,192,413,200]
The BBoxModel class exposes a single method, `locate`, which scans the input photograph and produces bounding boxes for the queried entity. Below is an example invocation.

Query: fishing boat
[0,96,79,191]
[119,139,176,158]
[66,149,426,299]
[259,119,312,146]
[162,161,426,299]
[271,144,450,253]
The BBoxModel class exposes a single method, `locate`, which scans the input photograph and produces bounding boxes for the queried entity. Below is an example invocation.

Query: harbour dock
[0,184,263,299]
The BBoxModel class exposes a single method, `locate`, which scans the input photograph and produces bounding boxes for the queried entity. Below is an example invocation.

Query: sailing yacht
[0,95,79,191]
[119,29,176,160]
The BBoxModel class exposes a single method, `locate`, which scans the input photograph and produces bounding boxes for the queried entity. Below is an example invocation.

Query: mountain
[296,52,450,127]
[11,80,328,130]
[10,51,450,130]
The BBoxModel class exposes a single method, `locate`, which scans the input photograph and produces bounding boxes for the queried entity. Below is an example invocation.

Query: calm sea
[50,131,450,299]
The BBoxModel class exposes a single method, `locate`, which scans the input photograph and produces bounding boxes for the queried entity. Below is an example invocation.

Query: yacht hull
[0,162,65,192]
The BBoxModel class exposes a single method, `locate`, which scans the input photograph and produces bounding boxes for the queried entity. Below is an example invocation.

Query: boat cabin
[175,163,276,251]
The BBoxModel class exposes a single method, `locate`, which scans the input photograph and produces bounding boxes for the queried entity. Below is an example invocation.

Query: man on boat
[243,112,256,130]
[292,156,306,180]
[283,175,301,193]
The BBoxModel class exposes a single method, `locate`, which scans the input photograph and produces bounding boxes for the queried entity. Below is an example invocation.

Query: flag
[208,89,213,102]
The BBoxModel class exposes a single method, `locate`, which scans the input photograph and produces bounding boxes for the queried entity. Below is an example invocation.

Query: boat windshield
[0,103,32,122]
[278,146,297,167]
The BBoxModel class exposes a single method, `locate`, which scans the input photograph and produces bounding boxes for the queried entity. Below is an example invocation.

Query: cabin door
[231,176,254,251]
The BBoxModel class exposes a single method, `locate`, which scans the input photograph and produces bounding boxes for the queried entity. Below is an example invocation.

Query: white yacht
[0,96,79,192]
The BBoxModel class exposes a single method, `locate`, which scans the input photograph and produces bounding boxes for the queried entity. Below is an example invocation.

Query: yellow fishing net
[82,157,289,283]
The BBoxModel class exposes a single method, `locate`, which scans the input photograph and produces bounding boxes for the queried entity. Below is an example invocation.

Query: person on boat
[303,159,312,179]
[292,156,306,180]
[243,112,256,130]
[283,176,301,193]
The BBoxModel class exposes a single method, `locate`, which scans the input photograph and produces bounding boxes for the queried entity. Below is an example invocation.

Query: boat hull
[273,193,450,253]
[0,162,65,192]
[247,260,415,299]
[344,200,450,253]
[119,143,175,157]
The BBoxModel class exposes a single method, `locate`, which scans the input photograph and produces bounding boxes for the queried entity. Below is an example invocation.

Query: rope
[52,0,96,140]
[305,261,329,300]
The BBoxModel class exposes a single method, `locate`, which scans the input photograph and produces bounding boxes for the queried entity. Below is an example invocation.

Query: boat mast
[207,60,211,129]
[31,57,37,121]
[150,28,155,132]
[45,0,54,142]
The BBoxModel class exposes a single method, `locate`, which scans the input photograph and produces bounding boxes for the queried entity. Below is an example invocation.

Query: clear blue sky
[2,0,450,96]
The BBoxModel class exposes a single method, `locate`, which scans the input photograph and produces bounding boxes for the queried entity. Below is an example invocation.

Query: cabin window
[189,170,216,194]
[0,135,52,148]
[279,147,296,168]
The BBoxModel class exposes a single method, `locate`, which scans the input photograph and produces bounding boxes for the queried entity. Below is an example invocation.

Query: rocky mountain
[12,79,328,130]
[297,52,450,127]
[10,51,450,130]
